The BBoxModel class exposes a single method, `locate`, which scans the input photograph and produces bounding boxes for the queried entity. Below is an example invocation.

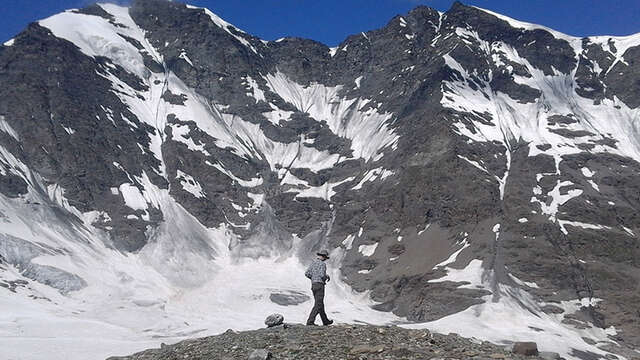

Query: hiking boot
[323,320,334,326]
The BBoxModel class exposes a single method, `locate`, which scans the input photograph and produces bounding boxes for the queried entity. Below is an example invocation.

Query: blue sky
[2,0,639,46]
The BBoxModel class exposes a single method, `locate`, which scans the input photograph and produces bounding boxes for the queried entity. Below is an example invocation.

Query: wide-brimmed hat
[316,250,330,259]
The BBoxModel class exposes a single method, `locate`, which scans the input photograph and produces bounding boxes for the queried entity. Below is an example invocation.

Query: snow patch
[208,162,262,188]
[418,223,431,235]
[0,116,19,141]
[264,71,399,162]
[358,243,378,257]
[176,170,205,198]
[429,259,484,288]
[39,4,163,79]
[169,124,210,156]
[287,177,355,201]
[62,126,76,135]
[412,259,620,360]
[580,167,595,178]
[352,167,394,190]
[178,51,194,66]
[244,75,265,102]
[457,155,489,174]
[531,180,583,222]
[342,234,355,250]
[354,75,363,89]
[508,273,539,288]
[558,220,611,234]
[434,239,470,268]
[119,183,148,211]
[622,226,635,237]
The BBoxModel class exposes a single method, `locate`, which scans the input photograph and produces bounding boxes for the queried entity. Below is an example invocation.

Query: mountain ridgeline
[0,1,639,359]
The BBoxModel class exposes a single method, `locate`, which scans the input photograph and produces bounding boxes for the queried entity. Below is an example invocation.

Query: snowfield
[0,190,400,360]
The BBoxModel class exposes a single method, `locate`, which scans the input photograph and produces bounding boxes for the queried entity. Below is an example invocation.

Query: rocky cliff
[0,1,639,359]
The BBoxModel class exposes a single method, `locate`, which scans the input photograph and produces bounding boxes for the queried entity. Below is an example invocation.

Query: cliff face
[1,1,639,359]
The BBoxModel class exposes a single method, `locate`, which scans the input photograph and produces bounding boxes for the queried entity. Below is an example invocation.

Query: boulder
[248,349,271,360]
[513,342,539,356]
[539,351,561,360]
[264,313,284,328]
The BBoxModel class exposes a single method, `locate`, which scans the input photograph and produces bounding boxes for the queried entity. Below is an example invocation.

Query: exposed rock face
[0,1,639,359]
[513,342,539,356]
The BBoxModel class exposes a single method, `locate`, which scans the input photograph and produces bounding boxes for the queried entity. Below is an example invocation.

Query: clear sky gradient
[2,0,639,46]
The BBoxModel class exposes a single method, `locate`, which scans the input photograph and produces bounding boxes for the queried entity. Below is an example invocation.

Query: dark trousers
[306,282,330,325]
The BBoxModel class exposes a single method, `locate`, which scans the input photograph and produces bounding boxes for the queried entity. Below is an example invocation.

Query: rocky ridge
[109,324,549,360]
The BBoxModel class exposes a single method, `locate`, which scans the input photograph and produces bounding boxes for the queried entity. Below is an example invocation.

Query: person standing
[305,250,333,326]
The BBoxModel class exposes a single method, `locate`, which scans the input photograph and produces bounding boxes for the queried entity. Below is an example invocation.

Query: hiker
[304,250,334,326]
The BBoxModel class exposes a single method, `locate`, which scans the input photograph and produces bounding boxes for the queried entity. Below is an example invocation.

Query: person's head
[316,250,330,261]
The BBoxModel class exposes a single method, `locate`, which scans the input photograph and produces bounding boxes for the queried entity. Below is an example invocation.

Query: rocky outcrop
[264,314,284,328]
[108,324,545,360]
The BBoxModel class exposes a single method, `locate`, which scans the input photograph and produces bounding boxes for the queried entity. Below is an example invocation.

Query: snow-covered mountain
[1,1,639,359]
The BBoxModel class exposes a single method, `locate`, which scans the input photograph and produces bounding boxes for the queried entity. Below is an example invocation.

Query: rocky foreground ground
[109,323,550,360]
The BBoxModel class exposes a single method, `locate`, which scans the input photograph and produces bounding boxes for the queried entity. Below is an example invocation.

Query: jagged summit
[1,2,639,360]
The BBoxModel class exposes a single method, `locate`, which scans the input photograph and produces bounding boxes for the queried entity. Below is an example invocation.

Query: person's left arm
[321,262,330,282]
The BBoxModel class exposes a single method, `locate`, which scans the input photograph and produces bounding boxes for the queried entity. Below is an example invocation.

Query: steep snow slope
[0,194,399,360]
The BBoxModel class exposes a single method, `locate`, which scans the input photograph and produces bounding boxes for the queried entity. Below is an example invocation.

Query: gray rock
[108,323,550,359]
[248,349,271,360]
[539,351,561,360]
[269,291,309,306]
[349,344,385,354]
[264,313,284,328]
[513,342,539,356]
[540,305,565,314]
[489,353,508,359]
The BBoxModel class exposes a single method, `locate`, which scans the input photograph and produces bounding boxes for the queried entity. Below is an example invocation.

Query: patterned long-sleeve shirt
[305,259,329,284]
